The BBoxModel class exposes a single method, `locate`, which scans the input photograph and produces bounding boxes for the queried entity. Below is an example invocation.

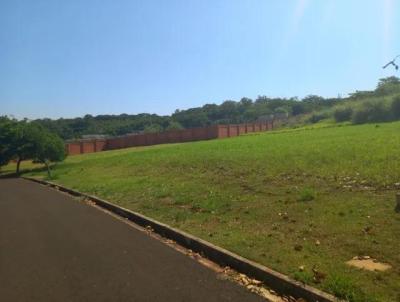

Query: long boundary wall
[65,120,275,156]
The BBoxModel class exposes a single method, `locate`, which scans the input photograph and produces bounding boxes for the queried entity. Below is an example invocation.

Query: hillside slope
[25,122,400,301]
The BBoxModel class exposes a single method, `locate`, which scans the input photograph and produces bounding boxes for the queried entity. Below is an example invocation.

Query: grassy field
[12,122,400,301]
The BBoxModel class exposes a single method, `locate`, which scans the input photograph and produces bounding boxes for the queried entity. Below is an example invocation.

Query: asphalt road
[0,178,264,302]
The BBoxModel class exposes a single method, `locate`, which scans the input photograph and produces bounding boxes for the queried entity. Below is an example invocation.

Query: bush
[291,102,306,116]
[351,101,390,124]
[391,96,400,119]
[166,121,184,131]
[293,270,314,284]
[144,124,163,133]
[308,112,328,124]
[298,187,315,202]
[323,274,377,302]
[333,107,353,122]
[274,107,289,114]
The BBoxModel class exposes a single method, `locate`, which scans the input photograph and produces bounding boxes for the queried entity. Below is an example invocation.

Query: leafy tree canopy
[34,130,66,177]
[0,117,66,175]
[20,76,399,140]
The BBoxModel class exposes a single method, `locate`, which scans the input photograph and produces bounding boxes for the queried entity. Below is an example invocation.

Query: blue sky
[1,0,399,119]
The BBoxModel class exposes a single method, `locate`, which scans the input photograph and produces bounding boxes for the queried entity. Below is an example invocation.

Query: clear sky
[1,0,399,119]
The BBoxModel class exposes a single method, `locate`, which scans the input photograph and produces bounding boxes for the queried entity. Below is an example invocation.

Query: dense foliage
[9,76,400,140]
[0,117,14,168]
[333,107,353,122]
[32,96,341,140]
[0,117,65,175]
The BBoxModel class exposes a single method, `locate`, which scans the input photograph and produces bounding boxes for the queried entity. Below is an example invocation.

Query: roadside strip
[23,176,338,302]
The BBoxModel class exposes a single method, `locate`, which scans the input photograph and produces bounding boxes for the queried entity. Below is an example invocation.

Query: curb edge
[22,176,339,302]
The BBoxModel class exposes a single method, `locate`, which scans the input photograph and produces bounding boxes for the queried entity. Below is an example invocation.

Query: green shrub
[351,101,390,124]
[391,96,400,119]
[308,112,329,124]
[293,270,314,284]
[166,121,184,131]
[298,187,315,202]
[323,274,377,302]
[333,107,353,122]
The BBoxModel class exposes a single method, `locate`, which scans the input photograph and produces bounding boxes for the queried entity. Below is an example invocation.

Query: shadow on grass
[0,172,19,179]
[0,165,49,179]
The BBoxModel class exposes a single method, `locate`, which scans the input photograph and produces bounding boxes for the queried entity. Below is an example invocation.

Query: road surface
[0,178,264,302]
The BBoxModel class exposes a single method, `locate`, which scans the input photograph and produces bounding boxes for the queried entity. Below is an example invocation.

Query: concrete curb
[23,176,338,302]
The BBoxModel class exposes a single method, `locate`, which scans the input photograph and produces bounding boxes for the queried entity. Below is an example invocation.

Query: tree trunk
[46,162,51,178]
[16,158,21,174]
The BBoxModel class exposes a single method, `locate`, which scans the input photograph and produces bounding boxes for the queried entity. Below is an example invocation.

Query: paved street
[0,178,263,302]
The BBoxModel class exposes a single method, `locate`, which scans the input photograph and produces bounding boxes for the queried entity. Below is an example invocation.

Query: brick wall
[65,121,275,156]
[65,142,81,155]
[238,124,246,135]
[94,140,107,152]
[82,142,95,153]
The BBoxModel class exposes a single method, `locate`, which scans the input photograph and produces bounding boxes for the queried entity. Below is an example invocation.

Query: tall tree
[34,131,66,178]
[5,121,65,174]
[0,117,15,171]
[165,121,183,131]
[10,121,41,173]
[375,76,400,96]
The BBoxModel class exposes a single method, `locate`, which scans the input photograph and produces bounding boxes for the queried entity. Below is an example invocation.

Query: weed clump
[293,270,313,284]
[298,187,316,202]
[323,274,377,302]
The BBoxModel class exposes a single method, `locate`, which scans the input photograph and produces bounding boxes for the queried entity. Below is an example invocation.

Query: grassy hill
[18,121,400,301]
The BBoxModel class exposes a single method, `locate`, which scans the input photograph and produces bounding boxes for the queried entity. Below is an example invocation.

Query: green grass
[16,122,400,301]
[297,187,316,202]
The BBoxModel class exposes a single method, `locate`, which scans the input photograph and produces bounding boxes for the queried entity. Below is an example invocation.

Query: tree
[0,117,16,171]
[333,107,353,122]
[291,102,306,115]
[172,108,209,128]
[9,121,41,174]
[166,121,183,131]
[202,104,221,121]
[144,124,163,133]
[377,76,400,87]
[3,121,66,175]
[351,101,389,124]
[375,76,400,96]
[391,96,400,119]
[220,101,238,117]
[34,131,66,178]
[274,107,289,118]
[238,98,253,112]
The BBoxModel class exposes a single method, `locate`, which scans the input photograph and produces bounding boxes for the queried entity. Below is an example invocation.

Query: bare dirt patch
[346,256,392,272]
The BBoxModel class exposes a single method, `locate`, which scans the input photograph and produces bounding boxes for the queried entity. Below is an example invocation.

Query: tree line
[308,77,400,125]
[0,117,65,176]
[3,77,400,146]
[29,77,399,140]
[32,95,341,140]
